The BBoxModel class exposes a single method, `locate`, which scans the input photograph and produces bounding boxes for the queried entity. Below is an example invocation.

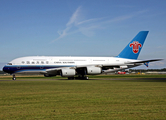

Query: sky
[0,0,166,70]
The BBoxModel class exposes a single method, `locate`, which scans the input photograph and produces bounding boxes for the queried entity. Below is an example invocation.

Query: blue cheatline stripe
[3,65,76,74]
[14,69,46,73]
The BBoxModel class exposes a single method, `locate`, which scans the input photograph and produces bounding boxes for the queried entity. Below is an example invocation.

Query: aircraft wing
[46,68,61,73]
[42,59,163,76]
[40,68,62,76]
[125,59,163,64]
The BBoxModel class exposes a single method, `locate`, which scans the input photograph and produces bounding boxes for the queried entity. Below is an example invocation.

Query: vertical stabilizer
[117,31,149,59]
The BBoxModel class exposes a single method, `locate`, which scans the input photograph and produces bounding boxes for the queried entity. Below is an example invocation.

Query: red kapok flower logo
[129,41,142,54]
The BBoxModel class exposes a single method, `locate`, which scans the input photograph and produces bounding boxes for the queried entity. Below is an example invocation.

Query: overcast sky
[0,0,166,70]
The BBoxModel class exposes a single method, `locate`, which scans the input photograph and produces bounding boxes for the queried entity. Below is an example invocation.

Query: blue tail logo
[117,31,149,59]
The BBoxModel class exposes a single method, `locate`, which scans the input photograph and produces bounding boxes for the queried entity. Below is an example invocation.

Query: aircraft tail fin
[117,31,149,59]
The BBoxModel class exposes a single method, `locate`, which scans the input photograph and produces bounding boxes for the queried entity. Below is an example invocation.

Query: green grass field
[0,75,166,119]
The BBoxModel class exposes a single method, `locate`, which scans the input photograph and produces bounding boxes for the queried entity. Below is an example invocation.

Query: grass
[0,75,166,119]
[1,74,166,80]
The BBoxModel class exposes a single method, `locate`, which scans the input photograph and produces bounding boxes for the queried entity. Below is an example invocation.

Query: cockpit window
[7,63,12,65]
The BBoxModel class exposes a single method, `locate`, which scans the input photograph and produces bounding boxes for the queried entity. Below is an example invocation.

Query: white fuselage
[3,56,141,75]
[8,56,138,66]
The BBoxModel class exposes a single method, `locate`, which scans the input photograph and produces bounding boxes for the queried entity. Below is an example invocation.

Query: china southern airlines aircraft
[3,31,162,80]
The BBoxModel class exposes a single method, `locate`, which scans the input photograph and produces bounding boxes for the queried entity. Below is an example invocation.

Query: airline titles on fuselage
[21,61,76,65]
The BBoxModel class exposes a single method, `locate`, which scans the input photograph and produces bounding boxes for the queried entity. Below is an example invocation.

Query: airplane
[3,31,162,80]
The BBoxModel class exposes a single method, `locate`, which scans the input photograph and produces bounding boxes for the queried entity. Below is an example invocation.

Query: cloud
[56,27,70,40]
[105,10,148,24]
[106,15,133,23]
[149,60,166,68]
[51,7,149,43]
[66,6,81,26]
[77,17,105,25]
[51,6,81,42]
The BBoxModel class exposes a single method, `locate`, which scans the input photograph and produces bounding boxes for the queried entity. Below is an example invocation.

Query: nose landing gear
[12,74,16,80]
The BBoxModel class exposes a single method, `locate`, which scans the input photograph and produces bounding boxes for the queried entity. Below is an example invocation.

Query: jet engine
[86,66,102,75]
[61,69,76,77]
[120,66,128,69]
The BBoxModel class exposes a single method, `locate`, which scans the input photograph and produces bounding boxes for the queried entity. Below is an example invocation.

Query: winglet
[117,31,149,59]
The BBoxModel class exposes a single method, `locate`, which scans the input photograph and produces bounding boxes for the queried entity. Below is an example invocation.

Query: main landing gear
[12,74,16,80]
[68,75,89,80]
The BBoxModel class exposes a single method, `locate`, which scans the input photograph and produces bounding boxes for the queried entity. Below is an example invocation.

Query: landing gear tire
[68,77,75,80]
[75,76,89,80]
[12,74,16,80]
[84,76,89,80]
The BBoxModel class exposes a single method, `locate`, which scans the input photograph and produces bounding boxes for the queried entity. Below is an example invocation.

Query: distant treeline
[130,68,166,72]
[0,71,5,74]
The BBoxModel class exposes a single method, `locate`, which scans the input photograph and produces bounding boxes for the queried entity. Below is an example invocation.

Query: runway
[0,77,166,82]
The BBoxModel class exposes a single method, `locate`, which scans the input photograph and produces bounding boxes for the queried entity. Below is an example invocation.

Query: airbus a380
[3,31,162,80]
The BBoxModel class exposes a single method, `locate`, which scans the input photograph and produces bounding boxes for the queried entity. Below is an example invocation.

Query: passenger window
[32,62,35,64]
[27,61,30,64]
[41,61,44,64]
[22,61,25,64]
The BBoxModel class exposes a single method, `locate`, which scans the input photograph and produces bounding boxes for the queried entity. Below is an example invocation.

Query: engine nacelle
[61,69,76,77]
[120,66,128,69]
[86,67,102,75]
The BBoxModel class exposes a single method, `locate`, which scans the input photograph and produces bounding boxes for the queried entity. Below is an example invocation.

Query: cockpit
[7,63,12,65]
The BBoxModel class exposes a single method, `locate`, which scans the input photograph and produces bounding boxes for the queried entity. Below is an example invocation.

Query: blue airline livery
[3,31,162,80]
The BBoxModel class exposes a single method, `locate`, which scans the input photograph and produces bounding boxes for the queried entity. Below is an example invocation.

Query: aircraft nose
[3,66,10,73]
[3,66,7,72]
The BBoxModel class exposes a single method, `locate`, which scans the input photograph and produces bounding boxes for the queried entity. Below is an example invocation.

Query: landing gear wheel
[68,77,75,80]
[74,75,89,80]
[84,76,89,80]
[12,74,16,80]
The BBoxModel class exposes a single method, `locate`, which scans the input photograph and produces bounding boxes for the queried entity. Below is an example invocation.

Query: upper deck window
[74,60,86,61]
[93,60,105,61]
[7,63,12,65]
